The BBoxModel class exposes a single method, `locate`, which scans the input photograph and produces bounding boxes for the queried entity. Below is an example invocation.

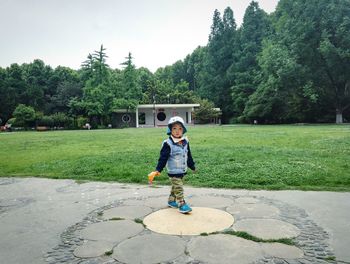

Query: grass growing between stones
[104,250,113,256]
[324,256,336,261]
[221,230,295,245]
[134,218,146,227]
[201,230,295,245]
[109,217,124,221]
[1,124,349,191]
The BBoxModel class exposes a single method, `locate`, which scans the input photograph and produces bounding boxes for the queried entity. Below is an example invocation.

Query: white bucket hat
[167,116,187,135]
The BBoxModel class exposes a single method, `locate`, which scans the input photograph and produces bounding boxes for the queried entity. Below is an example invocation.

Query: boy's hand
[148,171,161,185]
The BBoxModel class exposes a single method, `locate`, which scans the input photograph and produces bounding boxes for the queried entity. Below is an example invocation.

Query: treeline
[1,0,349,128]
[0,48,214,129]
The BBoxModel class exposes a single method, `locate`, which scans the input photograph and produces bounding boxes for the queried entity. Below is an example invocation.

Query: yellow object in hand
[148,171,161,185]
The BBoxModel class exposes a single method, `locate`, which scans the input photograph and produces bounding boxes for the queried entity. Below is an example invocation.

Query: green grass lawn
[0,124,349,191]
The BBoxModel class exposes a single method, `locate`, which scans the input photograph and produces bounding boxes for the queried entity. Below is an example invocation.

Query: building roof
[113,104,201,113]
[138,104,200,109]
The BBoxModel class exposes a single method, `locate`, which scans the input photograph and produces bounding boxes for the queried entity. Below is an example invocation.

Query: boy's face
[171,123,183,138]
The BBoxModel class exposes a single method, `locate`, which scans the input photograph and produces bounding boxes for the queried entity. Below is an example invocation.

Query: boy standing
[148,116,196,213]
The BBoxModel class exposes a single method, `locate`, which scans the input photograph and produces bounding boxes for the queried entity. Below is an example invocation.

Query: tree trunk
[336,108,343,124]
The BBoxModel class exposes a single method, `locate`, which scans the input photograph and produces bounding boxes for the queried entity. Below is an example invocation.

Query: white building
[112,104,200,128]
[137,104,200,127]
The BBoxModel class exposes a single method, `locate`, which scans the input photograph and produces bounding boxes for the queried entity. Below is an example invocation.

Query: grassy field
[0,125,349,191]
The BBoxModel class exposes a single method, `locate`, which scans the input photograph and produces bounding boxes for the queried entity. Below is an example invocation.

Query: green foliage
[230,1,270,119]
[121,53,142,100]
[199,7,238,122]
[51,112,72,127]
[76,116,89,128]
[113,98,138,111]
[13,104,36,127]
[248,0,350,123]
[194,99,220,123]
[36,114,54,127]
[243,40,306,123]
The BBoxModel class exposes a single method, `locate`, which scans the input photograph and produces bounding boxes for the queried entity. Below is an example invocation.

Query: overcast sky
[0,0,279,72]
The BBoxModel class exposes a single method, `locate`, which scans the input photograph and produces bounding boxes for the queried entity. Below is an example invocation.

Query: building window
[157,112,166,121]
[122,114,131,123]
[138,113,145,125]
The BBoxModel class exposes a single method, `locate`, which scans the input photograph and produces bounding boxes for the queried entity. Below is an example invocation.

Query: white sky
[0,0,278,72]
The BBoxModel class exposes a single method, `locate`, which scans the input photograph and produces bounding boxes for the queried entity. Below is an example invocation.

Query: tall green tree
[229,1,270,122]
[183,46,207,92]
[22,59,53,112]
[246,0,350,123]
[243,41,306,123]
[49,66,82,114]
[120,52,142,101]
[79,45,113,126]
[199,7,238,122]
[92,45,109,85]
[318,2,350,123]
[0,65,24,123]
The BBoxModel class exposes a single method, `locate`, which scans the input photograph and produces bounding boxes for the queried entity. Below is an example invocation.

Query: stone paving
[1,178,349,264]
[45,193,335,264]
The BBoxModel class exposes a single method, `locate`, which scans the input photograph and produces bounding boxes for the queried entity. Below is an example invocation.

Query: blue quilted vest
[164,138,188,174]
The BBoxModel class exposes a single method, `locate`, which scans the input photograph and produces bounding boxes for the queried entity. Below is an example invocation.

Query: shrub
[13,104,36,127]
[77,116,89,129]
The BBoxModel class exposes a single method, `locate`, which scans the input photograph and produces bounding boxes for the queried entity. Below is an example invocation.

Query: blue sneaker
[168,201,178,208]
[179,203,192,214]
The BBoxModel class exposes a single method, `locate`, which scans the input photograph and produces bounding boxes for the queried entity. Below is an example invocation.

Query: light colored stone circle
[187,196,233,208]
[101,205,152,220]
[80,220,144,243]
[188,234,264,264]
[143,207,234,235]
[261,243,304,259]
[112,233,186,264]
[73,240,114,258]
[227,203,280,218]
[233,219,300,240]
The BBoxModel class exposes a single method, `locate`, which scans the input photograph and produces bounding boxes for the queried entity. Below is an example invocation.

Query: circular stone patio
[143,207,234,235]
[45,193,336,264]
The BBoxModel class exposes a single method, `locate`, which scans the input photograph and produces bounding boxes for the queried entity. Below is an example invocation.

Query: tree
[0,66,20,123]
[243,40,315,123]
[318,4,350,123]
[13,104,36,127]
[22,59,53,112]
[194,99,221,124]
[183,46,207,92]
[120,52,142,101]
[137,67,154,94]
[229,1,270,121]
[92,45,109,85]
[199,7,238,122]
[265,0,350,123]
[78,45,114,126]
[80,53,94,82]
[49,66,82,114]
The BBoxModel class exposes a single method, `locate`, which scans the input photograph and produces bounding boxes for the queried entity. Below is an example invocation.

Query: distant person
[148,116,196,214]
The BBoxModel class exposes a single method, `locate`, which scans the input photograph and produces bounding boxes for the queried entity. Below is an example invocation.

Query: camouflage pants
[168,177,184,203]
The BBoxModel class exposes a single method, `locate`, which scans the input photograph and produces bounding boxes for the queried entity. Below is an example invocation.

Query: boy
[148,116,196,213]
